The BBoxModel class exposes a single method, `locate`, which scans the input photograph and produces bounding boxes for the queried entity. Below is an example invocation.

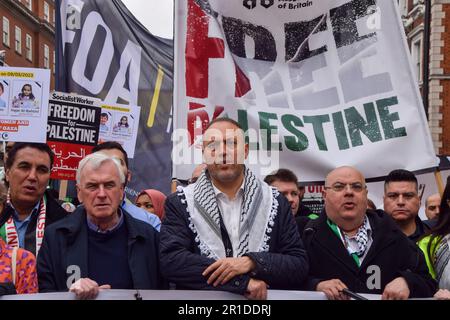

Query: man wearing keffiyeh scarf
[302,166,436,300]
[0,143,68,257]
[160,118,309,300]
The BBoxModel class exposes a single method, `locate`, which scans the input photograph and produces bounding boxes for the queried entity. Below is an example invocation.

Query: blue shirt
[87,208,124,233]
[121,198,161,231]
[99,124,109,132]
[12,201,41,248]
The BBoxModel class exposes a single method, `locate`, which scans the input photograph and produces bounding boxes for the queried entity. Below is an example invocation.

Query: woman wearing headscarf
[135,189,166,220]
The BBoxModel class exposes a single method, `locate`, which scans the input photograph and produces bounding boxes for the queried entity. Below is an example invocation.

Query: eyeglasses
[324,182,366,193]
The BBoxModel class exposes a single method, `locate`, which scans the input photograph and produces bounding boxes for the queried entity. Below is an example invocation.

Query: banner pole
[434,170,444,196]
[171,179,178,193]
[59,180,68,201]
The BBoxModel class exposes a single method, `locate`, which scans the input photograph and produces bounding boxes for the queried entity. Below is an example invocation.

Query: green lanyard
[0,223,5,242]
[327,219,360,267]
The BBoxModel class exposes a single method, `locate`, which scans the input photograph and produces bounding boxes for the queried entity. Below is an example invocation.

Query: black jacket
[160,190,309,295]
[302,209,436,298]
[408,216,431,243]
[0,190,69,256]
[37,206,165,292]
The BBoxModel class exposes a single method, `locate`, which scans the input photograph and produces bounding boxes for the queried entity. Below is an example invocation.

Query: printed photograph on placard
[98,104,140,158]
[10,80,42,116]
[0,80,10,116]
[112,114,133,136]
[99,111,112,133]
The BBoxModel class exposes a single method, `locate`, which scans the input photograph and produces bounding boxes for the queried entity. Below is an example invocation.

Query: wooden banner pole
[435,170,445,196]
[171,179,178,193]
[59,180,68,201]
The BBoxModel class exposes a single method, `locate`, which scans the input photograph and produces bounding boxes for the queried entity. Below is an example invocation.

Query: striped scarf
[355,216,369,257]
[192,167,268,257]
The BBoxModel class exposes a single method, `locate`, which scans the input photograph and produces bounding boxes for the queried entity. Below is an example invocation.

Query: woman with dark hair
[135,189,166,220]
[418,182,450,299]
[12,84,36,108]
[113,115,130,134]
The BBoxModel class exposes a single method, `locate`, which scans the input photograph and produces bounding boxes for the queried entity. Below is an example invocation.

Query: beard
[207,163,244,184]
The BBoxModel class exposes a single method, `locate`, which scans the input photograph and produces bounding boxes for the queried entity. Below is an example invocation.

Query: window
[15,26,21,54]
[44,1,50,22]
[52,50,55,74]
[25,0,32,11]
[398,0,407,16]
[26,34,32,61]
[2,17,9,47]
[52,9,55,25]
[44,44,49,68]
[411,37,422,82]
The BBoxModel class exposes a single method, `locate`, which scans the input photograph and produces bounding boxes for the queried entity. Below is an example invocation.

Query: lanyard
[4,195,46,256]
[217,206,234,258]
[327,219,360,267]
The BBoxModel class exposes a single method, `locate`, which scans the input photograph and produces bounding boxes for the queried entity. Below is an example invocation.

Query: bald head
[325,166,366,187]
[425,193,441,220]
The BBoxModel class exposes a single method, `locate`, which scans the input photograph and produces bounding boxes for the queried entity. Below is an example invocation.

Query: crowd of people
[1,118,450,300]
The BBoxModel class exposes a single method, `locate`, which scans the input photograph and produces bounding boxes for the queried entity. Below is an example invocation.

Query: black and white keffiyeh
[355,216,369,257]
[435,235,450,290]
[178,166,278,259]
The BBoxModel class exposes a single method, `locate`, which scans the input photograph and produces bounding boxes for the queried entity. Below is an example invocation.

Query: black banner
[55,0,174,197]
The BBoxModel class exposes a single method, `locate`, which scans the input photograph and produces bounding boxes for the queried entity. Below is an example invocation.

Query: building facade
[400,0,450,155]
[0,0,55,88]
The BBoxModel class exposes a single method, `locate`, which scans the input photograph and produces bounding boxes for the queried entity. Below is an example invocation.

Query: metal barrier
[0,289,382,300]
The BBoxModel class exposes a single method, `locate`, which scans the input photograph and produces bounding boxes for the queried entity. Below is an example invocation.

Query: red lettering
[37,221,46,230]
[185,0,225,99]
[187,103,224,145]
[235,64,251,97]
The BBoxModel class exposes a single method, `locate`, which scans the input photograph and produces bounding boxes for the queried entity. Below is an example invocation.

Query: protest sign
[99,103,141,158]
[0,67,50,142]
[47,91,101,180]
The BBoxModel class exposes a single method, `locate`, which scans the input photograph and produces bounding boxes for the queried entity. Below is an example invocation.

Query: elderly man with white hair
[37,153,165,299]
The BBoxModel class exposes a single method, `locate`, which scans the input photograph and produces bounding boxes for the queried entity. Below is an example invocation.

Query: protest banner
[0,67,50,142]
[47,91,101,180]
[99,103,141,158]
[173,0,437,182]
[56,0,173,197]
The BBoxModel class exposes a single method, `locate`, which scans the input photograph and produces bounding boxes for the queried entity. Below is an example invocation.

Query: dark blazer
[160,190,309,295]
[302,209,436,298]
[0,190,69,256]
[37,206,165,292]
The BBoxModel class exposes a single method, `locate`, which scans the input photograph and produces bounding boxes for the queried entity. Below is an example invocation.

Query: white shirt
[343,217,373,264]
[212,180,245,257]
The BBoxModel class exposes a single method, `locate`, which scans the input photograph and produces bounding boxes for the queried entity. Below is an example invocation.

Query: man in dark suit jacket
[37,152,164,299]
[302,166,436,300]
[161,118,309,300]
[0,143,68,257]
